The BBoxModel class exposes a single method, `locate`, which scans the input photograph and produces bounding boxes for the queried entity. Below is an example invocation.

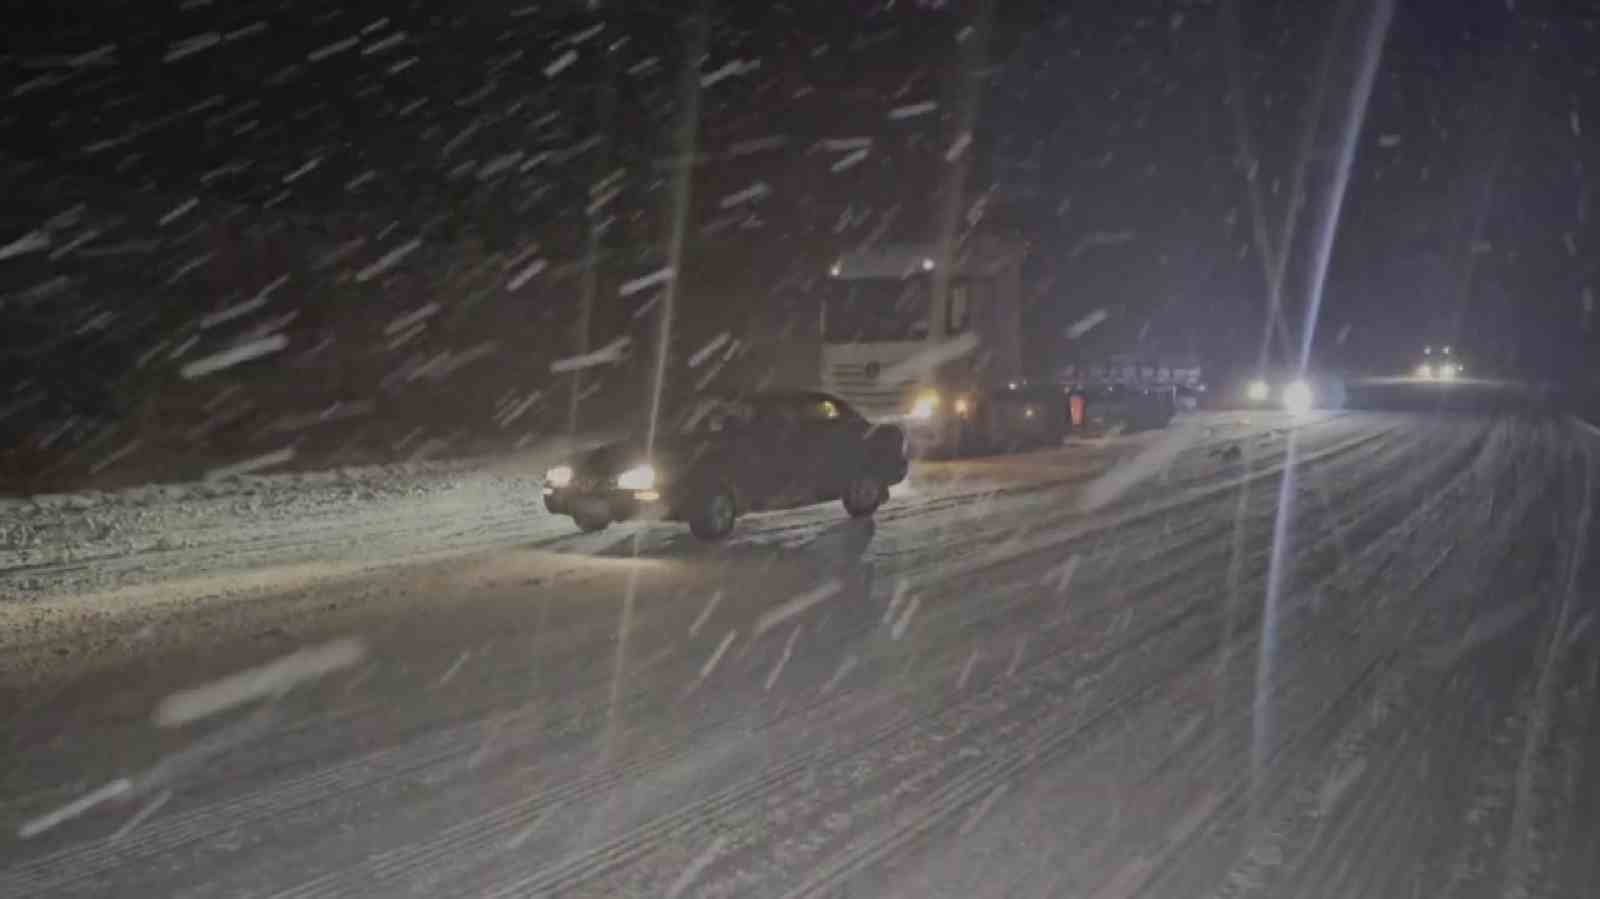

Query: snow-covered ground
[2,410,1597,898]
[0,431,626,602]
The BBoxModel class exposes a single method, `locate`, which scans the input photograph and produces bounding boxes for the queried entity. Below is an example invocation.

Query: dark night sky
[3,0,1598,416]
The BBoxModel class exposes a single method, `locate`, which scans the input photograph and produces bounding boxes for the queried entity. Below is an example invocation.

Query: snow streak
[550,335,631,373]
[619,266,674,297]
[180,334,288,379]
[156,638,366,726]
[754,579,841,638]
[18,779,132,839]
[354,238,422,283]
[202,446,294,480]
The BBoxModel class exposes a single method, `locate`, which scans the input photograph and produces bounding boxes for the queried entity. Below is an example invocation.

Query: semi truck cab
[819,235,1031,454]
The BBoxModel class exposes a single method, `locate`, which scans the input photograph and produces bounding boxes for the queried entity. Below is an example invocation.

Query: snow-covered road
[3,409,1598,897]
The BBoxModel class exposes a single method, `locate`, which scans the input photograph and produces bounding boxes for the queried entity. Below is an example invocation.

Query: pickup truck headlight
[616,463,656,491]
[545,464,574,488]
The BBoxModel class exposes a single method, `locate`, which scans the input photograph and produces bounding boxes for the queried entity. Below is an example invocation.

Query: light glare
[617,463,656,491]
[1282,380,1313,415]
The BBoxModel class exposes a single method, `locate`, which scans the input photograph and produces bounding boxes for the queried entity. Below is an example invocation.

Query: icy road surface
[3,410,1599,897]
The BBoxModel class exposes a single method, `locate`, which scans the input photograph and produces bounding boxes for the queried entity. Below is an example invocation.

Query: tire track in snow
[200,421,1409,899]
[0,412,1433,895]
[758,425,1489,897]
[512,419,1472,889]
[1149,420,1572,899]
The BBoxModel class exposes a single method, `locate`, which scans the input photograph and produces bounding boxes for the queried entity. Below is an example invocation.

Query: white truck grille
[825,363,915,421]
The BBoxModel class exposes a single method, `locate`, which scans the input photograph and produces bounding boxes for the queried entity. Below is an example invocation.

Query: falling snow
[765,626,802,691]
[544,50,578,77]
[665,836,728,899]
[4,5,1600,896]
[1066,308,1110,339]
[362,32,407,56]
[688,332,731,368]
[720,181,772,209]
[946,131,973,162]
[698,630,738,681]
[888,100,938,120]
[180,334,289,379]
[18,779,132,839]
[831,148,870,172]
[307,36,360,63]
[165,33,221,63]
[620,267,674,297]
[551,336,632,373]
[354,238,422,283]
[0,230,51,260]
[689,590,723,636]
[754,579,842,638]
[384,303,441,336]
[156,638,365,725]
[701,59,760,88]
[507,258,547,291]
[158,197,199,226]
[203,446,296,480]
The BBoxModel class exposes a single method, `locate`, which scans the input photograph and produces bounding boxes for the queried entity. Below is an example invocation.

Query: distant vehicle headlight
[909,390,940,420]
[1418,363,1434,379]
[1282,380,1313,415]
[1246,379,1270,402]
[616,463,656,491]
[546,464,574,488]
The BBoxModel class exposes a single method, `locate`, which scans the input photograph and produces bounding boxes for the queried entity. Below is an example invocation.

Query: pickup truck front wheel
[689,484,738,540]
[842,473,886,518]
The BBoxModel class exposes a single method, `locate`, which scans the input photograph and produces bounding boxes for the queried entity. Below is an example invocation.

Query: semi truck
[816,230,1192,455]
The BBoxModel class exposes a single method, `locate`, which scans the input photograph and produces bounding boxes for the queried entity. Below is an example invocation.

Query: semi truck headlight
[1437,363,1456,381]
[909,390,940,420]
[1282,380,1313,415]
[1418,363,1434,379]
[546,464,574,488]
[616,463,656,491]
